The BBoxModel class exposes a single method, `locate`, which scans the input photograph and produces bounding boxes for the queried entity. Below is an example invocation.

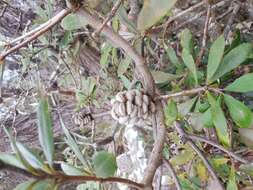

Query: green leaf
[60,118,90,171]
[164,43,182,69]
[77,182,99,190]
[180,29,194,53]
[224,94,253,128]
[16,142,47,172]
[151,70,181,83]
[225,73,253,93]
[238,128,253,148]
[182,49,198,85]
[0,153,26,170]
[61,14,86,30]
[117,56,131,76]
[196,162,207,182]
[178,97,197,117]
[30,180,56,190]
[117,5,137,33]
[164,99,178,125]
[3,128,34,172]
[170,150,195,166]
[201,108,213,128]
[189,113,204,131]
[226,166,238,190]
[61,162,85,176]
[137,0,177,31]
[37,96,54,167]
[211,43,252,82]
[207,92,230,146]
[93,151,117,178]
[100,43,112,67]
[13,180,35,190]
[206,35,225,82]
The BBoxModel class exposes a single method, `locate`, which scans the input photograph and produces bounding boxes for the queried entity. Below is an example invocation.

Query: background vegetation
[0,0,253,189]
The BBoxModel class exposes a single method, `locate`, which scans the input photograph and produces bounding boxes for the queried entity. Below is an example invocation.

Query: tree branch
[142,102,166,187]
[0,161,145,190]
[188,134,249,164]
[0,9,72,62]
[93,0,123,37]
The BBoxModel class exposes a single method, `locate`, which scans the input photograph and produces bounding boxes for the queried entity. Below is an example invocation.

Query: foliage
[1,0,253,189]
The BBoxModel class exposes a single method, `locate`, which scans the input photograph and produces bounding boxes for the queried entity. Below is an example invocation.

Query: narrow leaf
[182,49,198,85]
[164,43,181,68]
[3,128,34,172]
[207,92,230,146]
[61,162,85,176]
[16,142,47,171]
[180,29,194,53]
[225,73,253,93]
[206,35,225,82]
[151,70,181,83]
[226,166,238,190]
[60,117,90,169]
[239,128,253,148]
[201,108,213,128]
[211,43,252,82]
[224,94,253,128]
[0,153,26,170]
[29,180,56,190]
[117,56,131,76]
[61,14,87,30]
[37,96,54,167]
[93,151,117,178]
[137,0,177,31]
[178,97,197,117]
[170,150,195,166]
[117,5,137,33]
[13,180,35,190]
[164,99,178,125]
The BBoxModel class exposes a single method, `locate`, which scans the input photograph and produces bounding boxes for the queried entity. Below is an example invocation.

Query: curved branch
[142,102,166,187]
[73,7,167,189]
[75,8,155,95]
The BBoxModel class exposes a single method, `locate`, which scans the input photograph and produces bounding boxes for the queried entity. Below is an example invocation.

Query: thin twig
[165,0,229,34]
[0,162,145,190]
[0,9,72,62]
[157,87,207,100]
[164,159,182,190]
[224,2,240,40]
[157,86,224,100]
[58,174,145,189]
[188,134,249,164]
[93,0,122,37]
[174,122,225,190]
[163,0,206,31]
[0,4,7,17]
[196,2,211,66]
[187,140,225,190]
